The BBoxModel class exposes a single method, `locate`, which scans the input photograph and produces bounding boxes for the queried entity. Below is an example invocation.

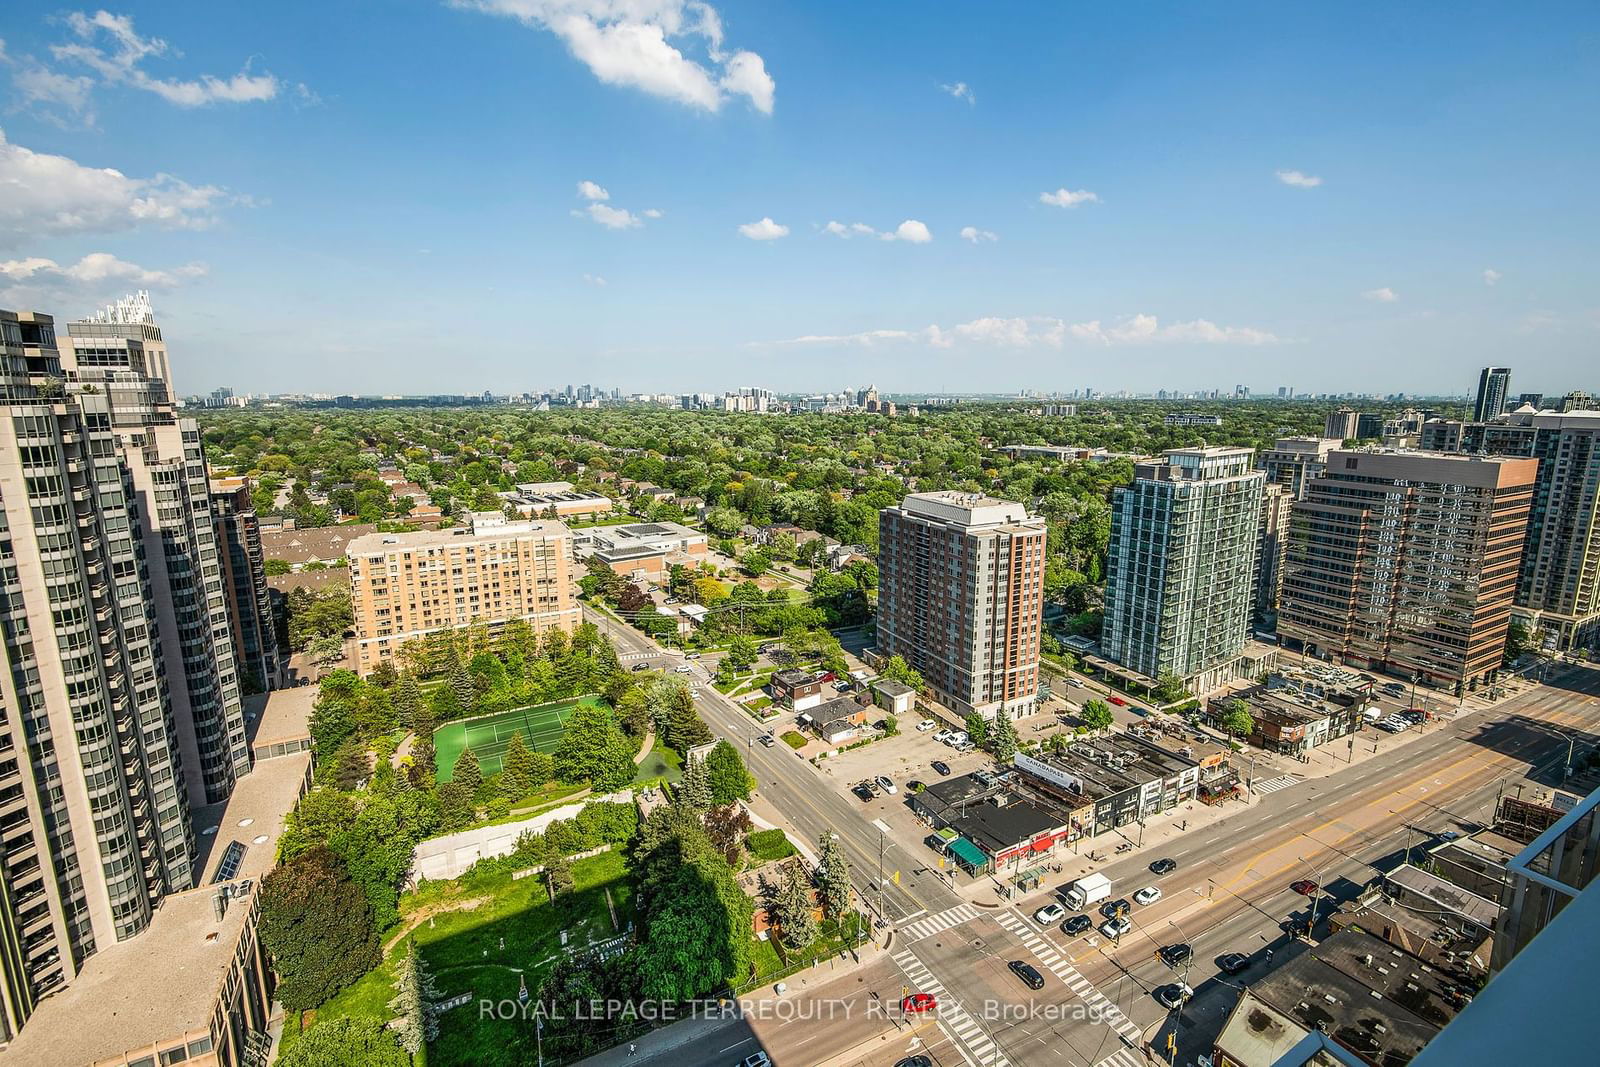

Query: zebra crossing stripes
[618,651,657,661]
[891,949,1009,1067]
[1252,774,1302,795]
[1093,1047,1145,1067]
[898,902,981,943]
[992,910,1143,1044]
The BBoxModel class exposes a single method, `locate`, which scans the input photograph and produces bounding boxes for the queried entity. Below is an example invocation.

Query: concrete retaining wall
[410,789,634,885]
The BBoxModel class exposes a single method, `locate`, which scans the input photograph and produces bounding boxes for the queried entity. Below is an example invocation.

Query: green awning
[947,837,988,869]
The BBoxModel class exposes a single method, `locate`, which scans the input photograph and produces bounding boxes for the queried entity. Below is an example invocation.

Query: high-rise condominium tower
[0,296,250,1039]
[1277,450,1536,690]
[877,492,1045,719]
[1103,447,1265,694]
[1474,366,1512,422]
[210,477,283,692]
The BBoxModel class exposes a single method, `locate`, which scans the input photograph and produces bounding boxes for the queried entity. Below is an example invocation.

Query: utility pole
[877,827,886,941]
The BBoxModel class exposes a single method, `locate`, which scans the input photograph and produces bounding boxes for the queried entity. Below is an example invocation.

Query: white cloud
[768,312,1278,348]
[1362,287,1398,303]
[35,10,290,115]
[738,216,788,240]
[888,219,932,243]
[0,251,206,286]
[582,273,607,286]
[1276,169,1323,188]
[959,225,997,244]
[819,219,931,242]
[577,180,610,201]
[1040,187,1100,208]
[452,1,774,114]
[0,128,236,245]
[642,208,663,218]
[578,202,642,229]
[1483,268,1502,286]
[940,81,974,104]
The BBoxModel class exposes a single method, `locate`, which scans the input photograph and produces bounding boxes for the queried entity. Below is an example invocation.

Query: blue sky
[2,2,1596,397]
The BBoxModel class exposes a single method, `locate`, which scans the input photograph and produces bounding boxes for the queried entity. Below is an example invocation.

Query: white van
[947,730,969,747]
[1362,706,1383,724]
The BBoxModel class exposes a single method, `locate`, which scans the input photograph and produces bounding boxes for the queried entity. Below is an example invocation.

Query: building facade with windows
[1103,447,1265,694]
[877,492,1046,720]
[1277,449,1537,691]
[208,478,282,694]
[347,519,579,674]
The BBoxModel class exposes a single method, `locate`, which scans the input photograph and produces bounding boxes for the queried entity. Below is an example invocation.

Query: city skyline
[2,3,1597,395]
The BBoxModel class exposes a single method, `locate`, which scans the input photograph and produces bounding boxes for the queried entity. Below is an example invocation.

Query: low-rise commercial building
[770,668,829,711]
[1011,734,1200,837]
[1211,928,1466,1067]
[577,521,707,584]
[498,481,614,520]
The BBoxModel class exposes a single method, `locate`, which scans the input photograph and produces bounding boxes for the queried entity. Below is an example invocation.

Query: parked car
[947,731,969,746]
[954,741,976,753]
[1008,960,1046,990]
[1438,830,1461,842]
[1061,914,1094,936]
[1149,858,1178,875]
[901,992,937,1014]
[875,775,898,795]
[1034,902,1066,925]
[906,780,925,793]
[833,680,851,691]
[1100,898,1131,919]
[1133,886,1163,906]
[1099,916,1132,939]
[852,783,875,802]
[1109,695,1128,706]
[739,1054,771,1067]
[1291,879,1319,895]
[1153,983,1193,1010]
[1159,943,1193,968]
[934,729,955,743]
[917,719,937,732]
[895,1058,933,1067]
[931,760,951,776]
[1217,952,1251,975]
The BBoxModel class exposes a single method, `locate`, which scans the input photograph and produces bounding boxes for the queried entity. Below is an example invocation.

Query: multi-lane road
[589,604,1600,1066]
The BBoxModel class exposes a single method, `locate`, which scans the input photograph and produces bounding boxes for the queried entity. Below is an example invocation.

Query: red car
[901,993,937,1014]
[1109,696,1127,706]
[1291,879,1319,896]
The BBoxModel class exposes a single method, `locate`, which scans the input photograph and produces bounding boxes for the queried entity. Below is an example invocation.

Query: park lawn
[631,743,682,786]
[745,828,796,863]
[308,850,634,1067]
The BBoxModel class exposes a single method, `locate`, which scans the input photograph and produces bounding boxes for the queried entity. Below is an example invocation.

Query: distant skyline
[2,3,1597,395]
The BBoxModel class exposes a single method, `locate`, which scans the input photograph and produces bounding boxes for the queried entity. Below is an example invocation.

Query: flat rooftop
[243,683,316,749]
[897,491,1033,529]
[346,520,569,555]
[2,753,312,1065]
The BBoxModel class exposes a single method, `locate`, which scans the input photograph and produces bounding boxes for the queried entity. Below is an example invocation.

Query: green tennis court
[433,695,606,782]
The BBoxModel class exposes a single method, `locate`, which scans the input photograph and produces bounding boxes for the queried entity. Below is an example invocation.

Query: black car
[1150,858,1178,875]
[1100,898,1131,919]
[1217,952,1250,975]
[895,1058,933,1067]
[1008,960,1045,990]
[632,663,650,671]
[1158,943,1193,968]
[931,760,951,776]
[851,783,875,802]
[1061,914,1094,936]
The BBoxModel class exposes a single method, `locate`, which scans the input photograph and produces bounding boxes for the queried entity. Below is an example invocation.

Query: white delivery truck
[1061,872,1112,910]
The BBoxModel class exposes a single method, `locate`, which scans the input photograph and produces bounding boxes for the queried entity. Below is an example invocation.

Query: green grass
[310,851,633,1067]
[434,695,607,781]
[630,744,683,786]
[781,731,807,749]
[746,828,797,863]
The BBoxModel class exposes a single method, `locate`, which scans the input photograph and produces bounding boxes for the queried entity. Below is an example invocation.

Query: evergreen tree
[410,703,437,784]
[452,746,482,796]
[546,851,575,900]
[816,830,851,921]
[501,730,536,797]
[705,740,755,805]
[677,754,712,815]
[395,674,424,729]
[775,861,818,949]
[449,662,476,717]
[987,712,1020,762]
[388,938,440,1055]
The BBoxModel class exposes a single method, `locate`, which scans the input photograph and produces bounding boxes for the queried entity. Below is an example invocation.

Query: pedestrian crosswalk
[1252,774,1301,795]
[993,910,1143,1045]
[1093,1046,1146,1067]
[891,948,1009,1066]
[619,651,657,661]
[898,902,981,943]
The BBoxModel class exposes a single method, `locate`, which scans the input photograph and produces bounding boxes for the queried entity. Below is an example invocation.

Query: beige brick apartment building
[347,519,579,674]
